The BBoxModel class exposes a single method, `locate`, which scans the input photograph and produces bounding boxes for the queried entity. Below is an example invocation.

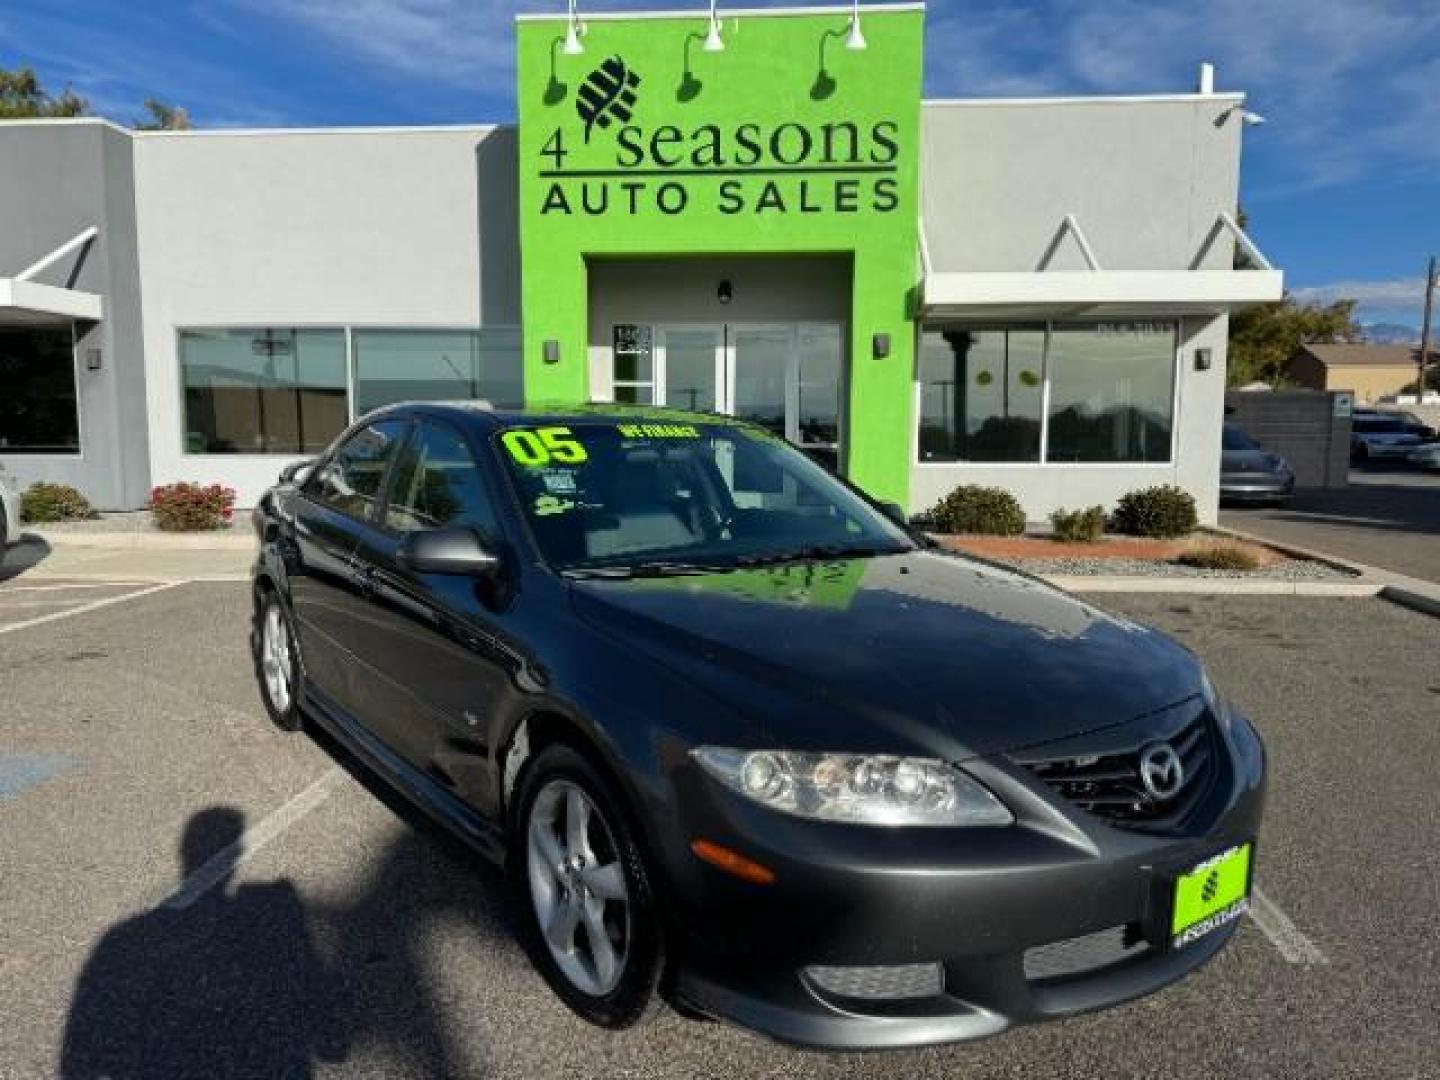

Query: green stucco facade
[515,6,924,505]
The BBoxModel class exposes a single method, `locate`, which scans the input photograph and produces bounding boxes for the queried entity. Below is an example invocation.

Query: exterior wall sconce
[85,347,103,371]
[717,279,733,304]
[543,339,562,364]
[872,332,891,359]
[1194,347,1212,372]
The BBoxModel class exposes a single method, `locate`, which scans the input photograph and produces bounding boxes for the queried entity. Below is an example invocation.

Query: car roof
[357,400,755,434]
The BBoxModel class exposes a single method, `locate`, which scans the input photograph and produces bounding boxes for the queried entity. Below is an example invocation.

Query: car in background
[1407,442,1440,472]
[0,476,21,547]
[1351,414,1425,464]
[1220,424,1294,505]
[1359,408,1436,442]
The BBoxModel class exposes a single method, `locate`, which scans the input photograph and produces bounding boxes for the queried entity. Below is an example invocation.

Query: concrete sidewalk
[3,535,252,583]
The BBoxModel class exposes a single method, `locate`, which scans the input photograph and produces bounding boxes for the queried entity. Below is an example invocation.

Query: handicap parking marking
[0,754,75,803]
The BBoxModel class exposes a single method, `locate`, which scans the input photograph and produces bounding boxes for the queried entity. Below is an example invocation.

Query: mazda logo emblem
[1138,742,1184,801]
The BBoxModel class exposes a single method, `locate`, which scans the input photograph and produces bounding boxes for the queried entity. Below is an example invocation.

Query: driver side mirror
[397,526,501,576]
[279,458,315,486]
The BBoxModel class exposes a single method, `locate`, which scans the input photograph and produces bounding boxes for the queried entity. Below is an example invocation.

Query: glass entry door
[637,322,844,467]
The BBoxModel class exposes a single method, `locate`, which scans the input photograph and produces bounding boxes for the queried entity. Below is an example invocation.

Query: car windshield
[1222,425,1260,453]
[1355,418,1406,434]
[495,419,915,572]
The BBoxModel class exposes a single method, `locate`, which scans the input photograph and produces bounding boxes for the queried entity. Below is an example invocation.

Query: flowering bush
[149,483,236,532]
[21,482,96,523]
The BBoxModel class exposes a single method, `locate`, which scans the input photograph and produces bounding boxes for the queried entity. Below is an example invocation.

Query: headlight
[1199,667,1232,730]
[691,747,1013,827]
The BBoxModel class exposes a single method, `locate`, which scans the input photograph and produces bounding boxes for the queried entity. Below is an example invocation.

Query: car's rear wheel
[514,743,664,1028]
[253,590,303,732]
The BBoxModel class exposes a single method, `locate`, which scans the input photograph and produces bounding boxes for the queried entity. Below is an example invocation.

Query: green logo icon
[577,56,641,142]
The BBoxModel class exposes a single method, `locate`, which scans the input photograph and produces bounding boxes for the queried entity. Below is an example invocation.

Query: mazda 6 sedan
[249,402,1265,1050]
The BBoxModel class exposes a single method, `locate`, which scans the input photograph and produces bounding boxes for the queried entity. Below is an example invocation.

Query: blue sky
[4,0,1437,327]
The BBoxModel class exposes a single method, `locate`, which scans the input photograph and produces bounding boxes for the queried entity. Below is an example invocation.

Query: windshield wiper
[731,543,897,568]
[563,561,737,580]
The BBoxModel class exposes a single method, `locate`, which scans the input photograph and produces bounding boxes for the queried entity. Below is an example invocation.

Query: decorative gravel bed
[1009,556,1355,581]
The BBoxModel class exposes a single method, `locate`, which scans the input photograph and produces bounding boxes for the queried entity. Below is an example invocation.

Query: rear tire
[512,743,664,1029]
[252,590,304,732]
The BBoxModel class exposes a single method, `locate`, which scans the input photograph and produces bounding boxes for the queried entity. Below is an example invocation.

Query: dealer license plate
[1170,843,1252,949]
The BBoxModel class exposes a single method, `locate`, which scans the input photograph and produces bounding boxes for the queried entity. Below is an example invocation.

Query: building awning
[920,212,1283,321]
[0,278,104,324]
[1,226,104,325]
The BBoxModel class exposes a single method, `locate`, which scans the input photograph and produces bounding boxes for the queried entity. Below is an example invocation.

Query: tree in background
[1228,297,1362,387]
[1,65,189,130]
[0,66,87,118]
[1226,207,1363,387]
[135,98,191,131]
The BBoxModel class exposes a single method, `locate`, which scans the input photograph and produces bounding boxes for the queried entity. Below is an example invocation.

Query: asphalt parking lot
[2,574,1438,1078]
[1222,467,1440,584]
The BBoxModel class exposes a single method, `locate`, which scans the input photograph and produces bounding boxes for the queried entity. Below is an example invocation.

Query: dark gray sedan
[1220,424,1294,505]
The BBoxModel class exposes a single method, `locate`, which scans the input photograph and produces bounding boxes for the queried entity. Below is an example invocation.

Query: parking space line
[0,581,152,592]
[162,768,345,910]
[0,581,182,636]
[1249,886,1329,965]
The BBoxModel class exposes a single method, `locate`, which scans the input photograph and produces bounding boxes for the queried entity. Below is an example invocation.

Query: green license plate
[1170,843,1252,949]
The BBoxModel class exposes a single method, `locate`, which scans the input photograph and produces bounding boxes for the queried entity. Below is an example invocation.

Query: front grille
[804,962,944,1001]
[1024,924,1150,982]
[1018,710,1216,830]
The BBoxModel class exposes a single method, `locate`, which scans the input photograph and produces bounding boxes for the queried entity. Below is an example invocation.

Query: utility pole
[1420,256,1437,401]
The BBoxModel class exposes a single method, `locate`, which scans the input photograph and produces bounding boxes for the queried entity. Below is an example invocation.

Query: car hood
[568,551,1201,760]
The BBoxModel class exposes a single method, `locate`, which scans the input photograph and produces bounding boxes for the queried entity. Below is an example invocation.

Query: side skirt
[300,681,508,866]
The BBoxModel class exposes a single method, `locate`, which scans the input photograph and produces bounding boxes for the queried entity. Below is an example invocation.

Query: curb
[1201,524,1372,578]
[26,529,253,553]
[1378,585,1440,620]
[1044,575,1379,597]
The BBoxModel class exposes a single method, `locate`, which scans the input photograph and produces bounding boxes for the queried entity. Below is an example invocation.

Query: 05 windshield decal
[501,426,589,467]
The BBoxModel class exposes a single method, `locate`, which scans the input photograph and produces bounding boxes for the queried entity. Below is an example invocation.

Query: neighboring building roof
[1298,343,1437,368]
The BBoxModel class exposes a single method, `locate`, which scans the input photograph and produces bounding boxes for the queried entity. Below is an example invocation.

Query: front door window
[614,322,844,465]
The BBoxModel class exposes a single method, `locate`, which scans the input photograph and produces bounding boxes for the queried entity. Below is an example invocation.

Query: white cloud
[1292,278,1427,308]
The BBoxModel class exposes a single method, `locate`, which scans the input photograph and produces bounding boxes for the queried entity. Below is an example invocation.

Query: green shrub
[1112,485,1197,539]
[929,484,1026,536]
[1049,505,1106,544]
[21,482,95,523]
[149,483,236,532]
[1175,544,1261,572]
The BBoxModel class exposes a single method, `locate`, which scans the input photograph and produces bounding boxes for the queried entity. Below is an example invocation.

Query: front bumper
[657,709,1266,1049]
[1220,474,1294,502]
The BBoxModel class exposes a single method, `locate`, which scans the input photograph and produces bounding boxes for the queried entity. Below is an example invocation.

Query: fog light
[805,962,944,1001]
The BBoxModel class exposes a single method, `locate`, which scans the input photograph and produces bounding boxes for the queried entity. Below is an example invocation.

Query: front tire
[252,590,303,732]
[513,743,664,1029]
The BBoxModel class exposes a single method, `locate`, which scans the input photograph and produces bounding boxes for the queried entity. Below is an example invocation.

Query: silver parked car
[0,477,21,547]
[1408,442,1440,472]
[1351,415,1423,463]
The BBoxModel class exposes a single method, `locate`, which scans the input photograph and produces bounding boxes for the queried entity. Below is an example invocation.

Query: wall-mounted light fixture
[85,347,102,372]
[703,0,725,52]
[1194,347,1213,372]
[717,279,733,304]
[872,332,891,359]
[845,0,867,50]
[563,0,585,55]
[543,339,562,364]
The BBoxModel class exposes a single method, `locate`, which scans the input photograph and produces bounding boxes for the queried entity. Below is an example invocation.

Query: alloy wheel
[260,602,294,714]
[526,779,631,996]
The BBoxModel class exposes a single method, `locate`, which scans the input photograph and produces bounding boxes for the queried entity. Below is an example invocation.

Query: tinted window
[180,328,348,454]
[353,329,523,414]
[1354,418,1405,434]
[918,328,1044,462]
[307,420,409,521]
[1046,324,1175,463]
[386,421,497,534]
[0,326,79,453]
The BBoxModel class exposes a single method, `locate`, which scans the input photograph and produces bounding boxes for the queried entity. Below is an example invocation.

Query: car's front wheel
[253,590,303,732]
[514,743,664,1028]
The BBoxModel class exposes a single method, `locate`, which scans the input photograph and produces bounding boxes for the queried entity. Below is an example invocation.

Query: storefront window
[0,326,80,453]
[918,322,1176,465]
[181,328,348,454]
[917,328,1044,462]
[1046,324,1175,463]
[354,328,523,414]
